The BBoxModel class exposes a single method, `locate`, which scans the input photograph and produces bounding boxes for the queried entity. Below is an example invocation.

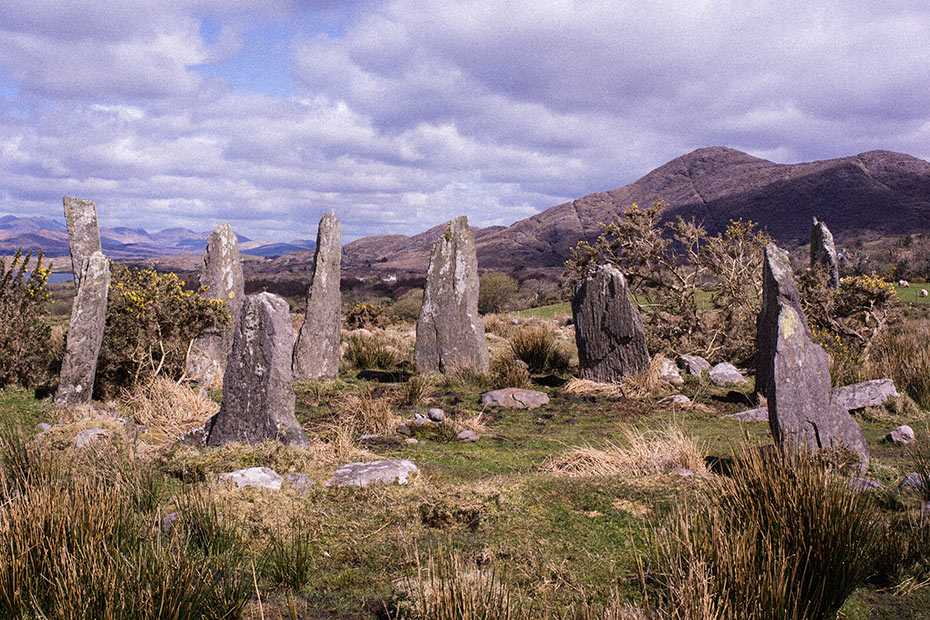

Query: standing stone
[185,222,244,389]
[572,264,650,382]
[55,251,110,406]
[293,214,342,380]
[756,243,869,469]
[63,196,102,289]
[205,293,307,447]
[810,217,839,290]
[414,216,489,373]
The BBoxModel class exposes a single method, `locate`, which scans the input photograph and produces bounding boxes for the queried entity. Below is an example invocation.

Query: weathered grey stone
[456,430,480,442]
[677,354,710,377]
[73,427,107,448]
[658,394,692,407]
[849,477,886,492]
[708,362,747,386]
[162,511,179,532]
[756,243,869,470]
[36,423,52,433]
[669,467,695,477]
[723,407,768,421]
[415,216,489,373]
[63,196,102,289]
[900,472,929,494]
[810,217,839,290]
[327,460,418,487]
[396,423,411,436]
[657,356,684,385]
[832,379,900,411]
[427,408,445,422]
[205,293,308,447]
[572,264,650,382]
[480,388,550,409]
[285,473,313,495]
[405,437,419,444]
[293,213,342,380]
[219,467,283,490]
[883,425,916,445]
[186,222,244,389]
[55,252,110,406]
[176,422,208,446]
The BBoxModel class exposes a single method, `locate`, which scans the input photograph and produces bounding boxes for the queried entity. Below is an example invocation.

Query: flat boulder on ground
[883,425,915,445]
[414,216,489,374]
[832,379,900,411]
[572,264,650,382]
[481,388,550,409]
[327,460,419,487]
[756,243,869,470]
[677,354,710,377]
[219,467,284,490]
[205,293,308,447]
[708,362,747,386]
[657,357,683,385]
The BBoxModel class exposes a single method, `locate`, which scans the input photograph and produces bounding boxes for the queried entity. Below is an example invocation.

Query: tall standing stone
[63,196,102,289]
[55,251,110,406]
[205,293,307,447]
[293,214,342,380]
[572,264,650,382]
[810,217,839,290]
[185,222,244,389]
[756,243,869,469]
[415,216,489,374]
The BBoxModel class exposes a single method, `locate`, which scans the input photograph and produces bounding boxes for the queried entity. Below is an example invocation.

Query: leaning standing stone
[55,251,110,406]
[756,243,869,470]
[810,217,839,290]
[572,264,650,382]
[414,216,489,373]
[63,196,102,289]
[205,293,307,447]
[185,222,244,389]
[293,213,342,380]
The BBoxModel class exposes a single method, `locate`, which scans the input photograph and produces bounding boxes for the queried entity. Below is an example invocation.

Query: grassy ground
[3,352,929,619]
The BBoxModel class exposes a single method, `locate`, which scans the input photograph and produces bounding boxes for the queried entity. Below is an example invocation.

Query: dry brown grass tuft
[867,319,930,409]
[395,374,436,407]
[119,376,218,443]
[52,402,101,424]
[454,411,488,434]
[563,378,625,398]
[542,424,707,477]
[619,356,668,398]
[338,387,399,436]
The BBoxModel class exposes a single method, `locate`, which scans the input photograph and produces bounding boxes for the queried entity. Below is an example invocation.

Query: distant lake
[48,272,73,283]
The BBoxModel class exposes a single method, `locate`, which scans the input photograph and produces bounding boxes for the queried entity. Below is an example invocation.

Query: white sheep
[899,279,910,288]
[921,289,928,298]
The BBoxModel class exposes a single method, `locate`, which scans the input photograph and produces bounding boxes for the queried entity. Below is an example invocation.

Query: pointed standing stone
[415,216,489,374]
[810,217,839,290]
[55,251,110,406]
[572,264,650,382]
[293,214,342,380]
[205,292,307,447]
[63,196,102,289]
[756,243,869,470]
[185,222,244,389]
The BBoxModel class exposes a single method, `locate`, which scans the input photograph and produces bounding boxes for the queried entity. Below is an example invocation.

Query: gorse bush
[345,301,394,329]
[0,249,53,388]
[645,445,885,620]
[96,264,229,397]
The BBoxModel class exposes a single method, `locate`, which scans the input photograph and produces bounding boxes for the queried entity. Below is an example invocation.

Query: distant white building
[382,274,397,282]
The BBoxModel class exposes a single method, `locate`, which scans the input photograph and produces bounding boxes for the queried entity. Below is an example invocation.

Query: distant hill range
[339,147,930,271]
[5,147,930,272]
[0,215,315,261]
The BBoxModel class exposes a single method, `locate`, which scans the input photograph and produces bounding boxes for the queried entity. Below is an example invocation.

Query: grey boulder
[327,460,419,487]
[219,467,284,490]
[708,362,747,386]
[677,354,710,377]
[883,425,915,445]
[481,388,550,409]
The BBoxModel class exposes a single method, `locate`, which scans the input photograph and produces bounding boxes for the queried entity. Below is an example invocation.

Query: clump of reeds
[509,325,571,374]
[119,375,219,443]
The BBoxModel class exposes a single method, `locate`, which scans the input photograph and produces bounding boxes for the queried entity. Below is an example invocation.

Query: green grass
[514,301,570,319]
[893,282,930,305]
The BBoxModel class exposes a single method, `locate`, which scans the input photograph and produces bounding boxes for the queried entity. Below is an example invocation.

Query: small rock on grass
[657,357,684,385]
[327,460,419,487]
[36,422,52,433]
[74,427,107,448]
[849,477,886,492]
[428,408,445,422]
[481,388,549,409]
[285,473,313,495]
[657,394,691,407]
[457,430,480,442]
[900,472,929,494]
[677,354,710,377]
[708,362,747,386]
[219,466,283,490]
[883,425,915,445]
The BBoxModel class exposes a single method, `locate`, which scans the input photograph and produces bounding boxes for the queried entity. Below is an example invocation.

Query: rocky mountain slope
[342,147,930,271]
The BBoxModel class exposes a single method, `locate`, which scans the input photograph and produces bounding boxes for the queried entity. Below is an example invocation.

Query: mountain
[341,147,930,271]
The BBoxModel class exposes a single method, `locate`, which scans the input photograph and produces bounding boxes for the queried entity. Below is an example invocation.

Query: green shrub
[0,249,53,388]
[343,333,403,370]
[345,301,394,329]
[479,272,519,314]
[393,288,424,322]
[645,445,885,620]
[510,325,571,374]
[96,264,229,397]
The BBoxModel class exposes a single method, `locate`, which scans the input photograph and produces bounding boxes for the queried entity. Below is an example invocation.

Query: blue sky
[1,0,929,242]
